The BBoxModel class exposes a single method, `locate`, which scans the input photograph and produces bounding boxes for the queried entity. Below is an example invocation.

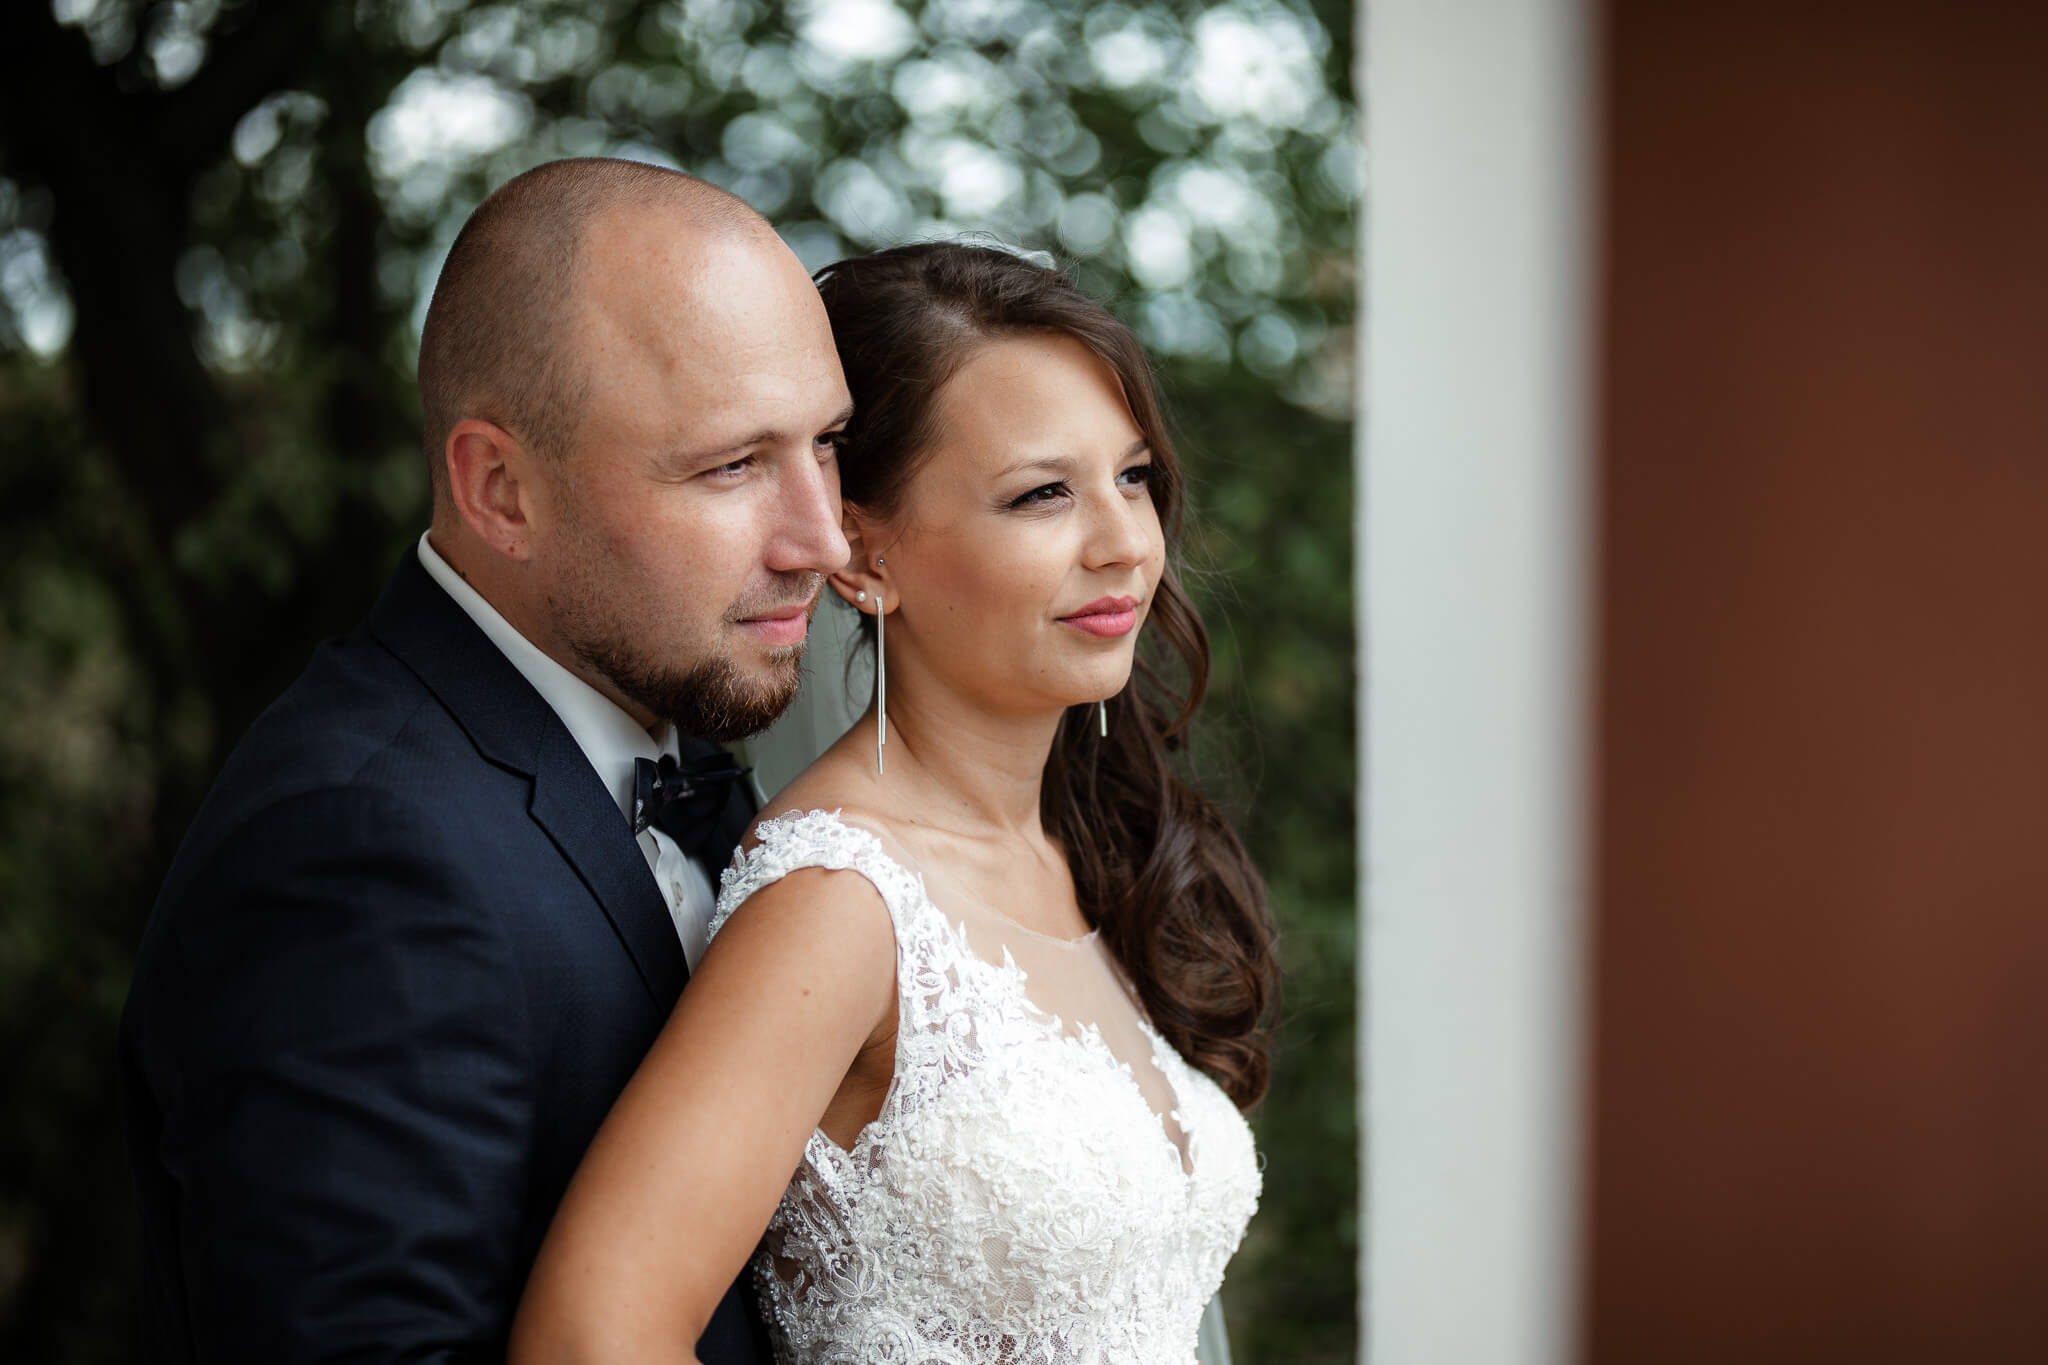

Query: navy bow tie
[631,751,749,862]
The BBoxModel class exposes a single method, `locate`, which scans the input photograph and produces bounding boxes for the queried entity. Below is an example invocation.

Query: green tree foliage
[0,1,1354,1357]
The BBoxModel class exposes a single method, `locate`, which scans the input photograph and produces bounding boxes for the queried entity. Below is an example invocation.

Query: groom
[119,159,851,1361]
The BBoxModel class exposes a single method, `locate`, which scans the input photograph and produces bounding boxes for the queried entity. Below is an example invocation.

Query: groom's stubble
[540,440,827,740]
[560,567,825,742]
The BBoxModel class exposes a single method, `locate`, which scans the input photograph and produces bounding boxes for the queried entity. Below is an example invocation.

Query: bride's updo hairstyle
[814,243,1278,1108]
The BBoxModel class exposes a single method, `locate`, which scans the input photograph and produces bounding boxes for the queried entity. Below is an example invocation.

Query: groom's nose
[766,445,851,576]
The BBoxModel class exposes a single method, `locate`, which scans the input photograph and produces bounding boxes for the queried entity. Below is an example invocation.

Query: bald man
[120,159,850,1363]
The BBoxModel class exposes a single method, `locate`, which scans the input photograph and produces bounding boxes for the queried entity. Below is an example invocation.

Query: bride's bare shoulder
[741,745,901,855]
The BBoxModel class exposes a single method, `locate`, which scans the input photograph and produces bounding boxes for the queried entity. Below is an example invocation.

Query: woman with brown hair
[512,243,1277,1365]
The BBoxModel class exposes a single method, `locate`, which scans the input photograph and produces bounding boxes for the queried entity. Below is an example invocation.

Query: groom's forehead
[660,370,853,457]
[575,200,779,299]
[571,307,848,462]
[573,305,841,415]
[576,231,822,357]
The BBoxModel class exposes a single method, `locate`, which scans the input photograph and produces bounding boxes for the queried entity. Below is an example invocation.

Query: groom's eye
[815,431,847,458]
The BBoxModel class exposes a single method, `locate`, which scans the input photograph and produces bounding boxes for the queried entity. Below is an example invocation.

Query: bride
[510,243,1277,1365]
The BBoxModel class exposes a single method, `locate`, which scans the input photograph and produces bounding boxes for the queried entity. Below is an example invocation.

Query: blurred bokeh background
[0,0,1356,1358]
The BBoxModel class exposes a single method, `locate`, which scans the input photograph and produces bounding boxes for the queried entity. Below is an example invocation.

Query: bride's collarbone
[779,797,1093,942]
[899,829,1094,943]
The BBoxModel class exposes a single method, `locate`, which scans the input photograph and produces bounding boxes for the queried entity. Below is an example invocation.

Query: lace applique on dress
[710,810,1261,1365]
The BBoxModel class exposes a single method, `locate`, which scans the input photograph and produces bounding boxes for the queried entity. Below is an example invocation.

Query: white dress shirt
[416,534,717,968]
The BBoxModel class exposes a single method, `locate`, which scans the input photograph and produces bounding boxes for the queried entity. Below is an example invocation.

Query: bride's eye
[1008,480,1071,509]
[1118,464,1155,489]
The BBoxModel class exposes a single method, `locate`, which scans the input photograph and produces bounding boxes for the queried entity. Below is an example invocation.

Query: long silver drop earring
[1099,699,1108,737]
[874,559,887,776]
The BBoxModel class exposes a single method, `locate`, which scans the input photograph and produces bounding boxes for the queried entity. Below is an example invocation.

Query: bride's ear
[828,507,891,611]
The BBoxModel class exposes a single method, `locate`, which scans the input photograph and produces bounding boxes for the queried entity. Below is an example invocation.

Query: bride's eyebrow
[993,440,1149,482]
[995,456,1078,481]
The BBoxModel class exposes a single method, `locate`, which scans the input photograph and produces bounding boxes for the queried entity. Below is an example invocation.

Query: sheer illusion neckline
[808,942,1199,1181]
[967,928,1197,1178]
[881,836,1100,947]
[886,839,1195,1177]
[782,813,1194,1175]
[979,911,1100,948]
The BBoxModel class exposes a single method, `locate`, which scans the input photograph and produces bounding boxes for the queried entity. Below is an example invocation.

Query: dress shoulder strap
[709,810,955,1013]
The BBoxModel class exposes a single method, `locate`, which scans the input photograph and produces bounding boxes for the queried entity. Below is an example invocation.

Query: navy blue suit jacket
[121,549,769,1362]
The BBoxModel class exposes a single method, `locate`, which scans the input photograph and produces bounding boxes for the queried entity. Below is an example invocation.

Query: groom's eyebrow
[677,402,856,467]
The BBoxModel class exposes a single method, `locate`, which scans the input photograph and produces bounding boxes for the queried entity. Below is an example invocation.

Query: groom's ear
[445,418,539,561]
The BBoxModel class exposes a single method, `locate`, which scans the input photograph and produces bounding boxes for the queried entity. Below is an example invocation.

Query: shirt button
[670,879,683,905]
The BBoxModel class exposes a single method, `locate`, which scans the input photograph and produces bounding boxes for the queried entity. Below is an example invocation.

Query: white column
[1356,1,1596,1362]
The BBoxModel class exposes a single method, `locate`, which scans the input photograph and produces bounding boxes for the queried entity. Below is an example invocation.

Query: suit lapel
[367,550,687,1010]
[528,724,689,1007]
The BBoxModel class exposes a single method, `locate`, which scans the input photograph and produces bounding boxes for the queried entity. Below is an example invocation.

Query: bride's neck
[875,670,1062,837]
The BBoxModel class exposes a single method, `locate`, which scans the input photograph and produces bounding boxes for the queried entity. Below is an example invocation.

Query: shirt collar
[416,533,676,823]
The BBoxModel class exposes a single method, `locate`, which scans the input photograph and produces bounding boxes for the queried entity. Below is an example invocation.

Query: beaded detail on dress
[710,810,1260,1365]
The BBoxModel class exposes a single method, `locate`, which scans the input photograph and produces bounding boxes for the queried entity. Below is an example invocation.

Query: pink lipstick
[1058,596,1141,639]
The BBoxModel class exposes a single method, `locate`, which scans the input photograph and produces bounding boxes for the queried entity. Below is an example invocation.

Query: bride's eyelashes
[1001,462,1155,512]
[1005,479,1071,510]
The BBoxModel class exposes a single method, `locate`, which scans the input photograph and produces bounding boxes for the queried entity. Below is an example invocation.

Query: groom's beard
[570,573,821,742]
[635,649,802,742]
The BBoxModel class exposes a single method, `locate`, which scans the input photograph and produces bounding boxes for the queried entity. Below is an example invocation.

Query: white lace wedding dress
[709,810,1261,1365]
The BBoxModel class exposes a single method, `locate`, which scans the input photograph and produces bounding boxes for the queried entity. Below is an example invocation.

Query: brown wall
[1586,3,2048,1360]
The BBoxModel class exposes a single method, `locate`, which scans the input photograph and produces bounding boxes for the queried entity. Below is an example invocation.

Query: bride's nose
[1081,483,1158,570]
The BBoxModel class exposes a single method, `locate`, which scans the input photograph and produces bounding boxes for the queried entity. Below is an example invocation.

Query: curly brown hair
[814,242,1278,1108]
